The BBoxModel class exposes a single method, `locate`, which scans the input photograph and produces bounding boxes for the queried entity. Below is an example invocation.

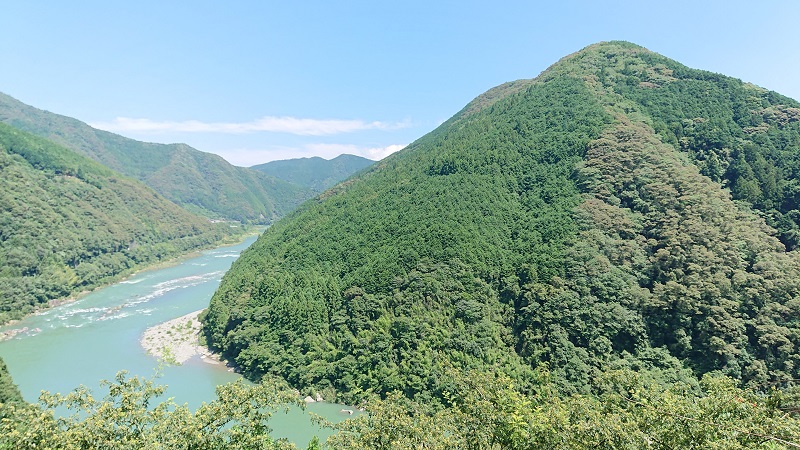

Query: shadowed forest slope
[0,356,21,404]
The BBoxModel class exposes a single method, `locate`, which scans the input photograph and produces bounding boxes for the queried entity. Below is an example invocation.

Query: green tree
[0,372,301,449]
[0,357,22,405]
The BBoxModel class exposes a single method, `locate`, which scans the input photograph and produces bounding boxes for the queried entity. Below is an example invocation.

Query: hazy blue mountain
[250,154,374,192]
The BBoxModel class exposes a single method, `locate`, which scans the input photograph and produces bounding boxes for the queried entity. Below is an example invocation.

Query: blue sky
[2,1,798,166]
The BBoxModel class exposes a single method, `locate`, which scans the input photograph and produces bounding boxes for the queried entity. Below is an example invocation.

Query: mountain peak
[455,41,655,121]
[250,153,374,192]
[204,43,800,404]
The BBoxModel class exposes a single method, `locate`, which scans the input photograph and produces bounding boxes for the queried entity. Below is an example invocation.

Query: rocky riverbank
[140,310,221,365]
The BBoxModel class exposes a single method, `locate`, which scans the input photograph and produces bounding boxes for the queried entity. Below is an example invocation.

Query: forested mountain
[0,122,233,325]
[250,154,374,192]
[202,40,800,408]
[0,92,311,224]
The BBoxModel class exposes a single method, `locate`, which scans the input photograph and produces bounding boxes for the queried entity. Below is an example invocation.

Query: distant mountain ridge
[0,92,311,224]
[250,154,374,192]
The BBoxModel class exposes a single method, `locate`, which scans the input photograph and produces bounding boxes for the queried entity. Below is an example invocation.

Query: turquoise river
[0,236,359,447]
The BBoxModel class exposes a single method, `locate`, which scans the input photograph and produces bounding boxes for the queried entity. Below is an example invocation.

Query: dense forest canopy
[0,356,21,404]
[0,122,235,325]
[203,41,800,405]
[5,366,800,449]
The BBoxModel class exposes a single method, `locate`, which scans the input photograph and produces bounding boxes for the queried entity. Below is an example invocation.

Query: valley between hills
[4,41,800,448]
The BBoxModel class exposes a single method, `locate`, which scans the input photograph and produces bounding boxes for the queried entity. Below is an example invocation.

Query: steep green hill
[203,41,800,404]
[0,93,311,224]
[0,122,232,325]
[250,154,374,192]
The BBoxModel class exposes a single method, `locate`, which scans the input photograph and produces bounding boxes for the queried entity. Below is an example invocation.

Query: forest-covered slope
[203,41,800,404]
[0,122,232,325]
[250,154,374,192]
[0,356,21,404]
[0,92,311,224]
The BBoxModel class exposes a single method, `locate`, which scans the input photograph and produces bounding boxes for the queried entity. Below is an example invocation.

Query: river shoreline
[0,234,357,448]
[140,309,226,366]
[0,231,262,337]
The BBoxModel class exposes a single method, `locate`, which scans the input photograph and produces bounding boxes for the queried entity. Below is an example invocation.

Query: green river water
[0,236,359,447]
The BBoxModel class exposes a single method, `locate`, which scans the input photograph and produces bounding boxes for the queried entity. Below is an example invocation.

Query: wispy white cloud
[305,143,407,161]
[368,144,407,160]
[89,116,410,136]
[217,143,407,167]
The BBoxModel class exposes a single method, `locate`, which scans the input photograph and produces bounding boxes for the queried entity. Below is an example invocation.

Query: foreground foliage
[329,368,800,449]
[2,368,800,449]
[0,373,300,450]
